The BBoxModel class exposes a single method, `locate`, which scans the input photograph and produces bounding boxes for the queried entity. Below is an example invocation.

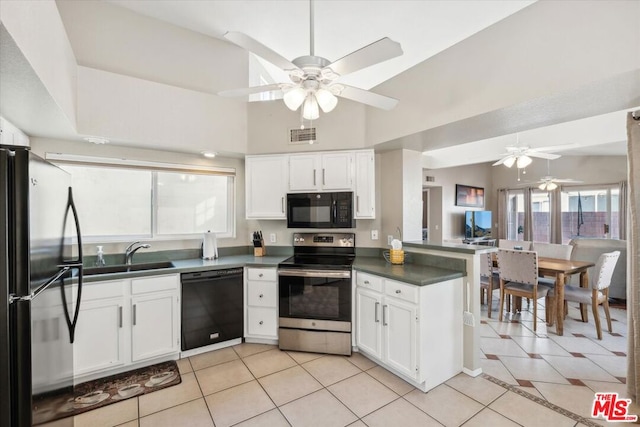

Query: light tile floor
[48,299,634,427]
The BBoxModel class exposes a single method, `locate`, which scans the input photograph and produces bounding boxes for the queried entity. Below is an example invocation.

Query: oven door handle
[278,269,351,279]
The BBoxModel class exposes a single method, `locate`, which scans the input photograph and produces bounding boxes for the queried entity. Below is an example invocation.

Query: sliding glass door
[561,186,620,243]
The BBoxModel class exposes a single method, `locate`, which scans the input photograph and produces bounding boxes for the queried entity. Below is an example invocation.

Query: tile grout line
[481,373,603,427]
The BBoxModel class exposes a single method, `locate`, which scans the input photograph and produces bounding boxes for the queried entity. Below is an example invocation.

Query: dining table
[493,253,595,336]
[537,257,595,336]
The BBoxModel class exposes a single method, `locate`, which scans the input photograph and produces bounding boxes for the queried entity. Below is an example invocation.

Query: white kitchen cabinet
[355,271,463,392]
[245,267,278,342]
[131,275,180,362]
[355,287,382,359]
[354,150,376,218]
[288,154,319,191]
[288,151,354,192]
[73,280,126,376]
[245,155,288,219]
[73,274,180,381]
[321,152,353,190]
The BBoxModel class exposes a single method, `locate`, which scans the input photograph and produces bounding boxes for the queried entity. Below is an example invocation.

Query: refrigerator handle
[59,187,84,343]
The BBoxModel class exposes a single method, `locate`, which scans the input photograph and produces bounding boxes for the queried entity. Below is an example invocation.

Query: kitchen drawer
[384,279,418,304]
[247,281,277,307]
[81,280,125,301]
[356,272,383,293]
[247,307,277,337]
[131,274,179,295]
[247,268,276,282]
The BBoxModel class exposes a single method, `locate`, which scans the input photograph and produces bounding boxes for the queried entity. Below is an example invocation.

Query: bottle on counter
[95,246,106,267]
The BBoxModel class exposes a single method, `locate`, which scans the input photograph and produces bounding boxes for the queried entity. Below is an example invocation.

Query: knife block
[254,243,266,257]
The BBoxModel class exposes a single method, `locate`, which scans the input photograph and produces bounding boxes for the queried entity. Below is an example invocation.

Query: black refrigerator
[1,146,84,426]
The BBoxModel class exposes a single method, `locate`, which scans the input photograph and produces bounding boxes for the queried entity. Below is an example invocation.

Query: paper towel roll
[203,231,218,260]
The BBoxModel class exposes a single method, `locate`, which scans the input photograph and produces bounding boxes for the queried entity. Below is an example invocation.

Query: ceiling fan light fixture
[315,88,338,113]
[547,181,558,190]
[503,156,516,168]
[302,94,320,120]
[538,183,546,191]
[516,155,532,169]
[283,87,306,111]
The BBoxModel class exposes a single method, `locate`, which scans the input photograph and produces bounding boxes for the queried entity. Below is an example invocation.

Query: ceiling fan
[218,0,403,120]
[492,145,562,169]
[518,160,583,190]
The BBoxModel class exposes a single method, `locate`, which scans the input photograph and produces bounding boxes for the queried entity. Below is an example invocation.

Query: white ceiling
[1,0,634,165]
[105,0,535,90]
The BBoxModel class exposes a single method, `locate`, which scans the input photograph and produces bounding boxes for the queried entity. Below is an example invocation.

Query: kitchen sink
[83,261,175,276]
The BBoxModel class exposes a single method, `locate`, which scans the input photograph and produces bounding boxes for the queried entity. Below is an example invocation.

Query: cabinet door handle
[382,304,388,326]
[322,169,326,186]
[259,294,264,298]
[281,197,285,213]
[133,304,137,326]
[375,302,380,323]
[357,196,360,213]
[395,289,401,294]
[313,169,316,186]
[259,320,263,325]
[364,280,370,285]
[259,273,263,278]
[118,306,123,328]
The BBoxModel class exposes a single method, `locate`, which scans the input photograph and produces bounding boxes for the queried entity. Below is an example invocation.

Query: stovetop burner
[278,255,355,270]
[278,232,356,271]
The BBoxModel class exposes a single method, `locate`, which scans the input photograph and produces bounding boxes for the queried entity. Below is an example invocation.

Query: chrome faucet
[124,241,151,265]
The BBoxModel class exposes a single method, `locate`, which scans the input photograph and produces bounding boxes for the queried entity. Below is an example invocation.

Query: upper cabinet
[245,149,375,220]
[289,152,354,192]
[354,151,375,219]
[245,155,288,219]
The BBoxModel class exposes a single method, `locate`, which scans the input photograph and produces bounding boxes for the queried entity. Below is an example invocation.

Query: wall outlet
[371,230,378,240]
[269,233,276,243]
[387,235,394,245]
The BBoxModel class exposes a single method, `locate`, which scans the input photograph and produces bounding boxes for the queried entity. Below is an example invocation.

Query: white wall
[247,99,368,154]
[0,0,77,128]
[77,67,247,155]
[367,0,640,146]
[423,163,494,241]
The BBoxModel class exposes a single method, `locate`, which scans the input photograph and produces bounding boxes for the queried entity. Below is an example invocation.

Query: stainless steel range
[277,232,355,356]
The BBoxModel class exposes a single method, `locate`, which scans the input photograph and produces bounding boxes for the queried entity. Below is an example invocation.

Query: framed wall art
[455,184,484,207]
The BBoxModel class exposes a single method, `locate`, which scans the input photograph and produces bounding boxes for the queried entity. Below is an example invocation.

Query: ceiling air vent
[289,127,317,145]
[425,176,435,182]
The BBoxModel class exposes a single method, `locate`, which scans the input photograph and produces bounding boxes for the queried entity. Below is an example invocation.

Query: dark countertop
[83,254,464,287]
[403,240,498,254]
[353,257,464,286]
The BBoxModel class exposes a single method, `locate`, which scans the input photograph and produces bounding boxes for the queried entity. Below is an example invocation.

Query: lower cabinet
[244,267,278,341]
[355,271,463,392]
[74,274,180,379]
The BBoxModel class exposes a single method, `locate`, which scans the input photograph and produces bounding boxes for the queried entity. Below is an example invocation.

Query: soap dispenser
[95,246,106,267]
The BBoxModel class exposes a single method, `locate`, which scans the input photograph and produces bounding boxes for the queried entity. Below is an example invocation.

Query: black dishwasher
[181,268,243,351]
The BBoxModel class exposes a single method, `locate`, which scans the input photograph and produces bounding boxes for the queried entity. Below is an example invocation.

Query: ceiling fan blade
[328,37,403,77]
[218,83,283,97]
[529,143,578,153]
[552,178,584,183]
[337,85,398,110]
[492,157,508,166]
[527,151,561,160]
[224,32,299,71]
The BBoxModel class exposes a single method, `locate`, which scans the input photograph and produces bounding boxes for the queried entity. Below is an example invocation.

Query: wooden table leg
[580,271,589,322]
[556,273,566,336]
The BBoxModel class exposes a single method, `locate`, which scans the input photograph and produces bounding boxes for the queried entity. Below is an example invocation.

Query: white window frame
[46,153,236,242]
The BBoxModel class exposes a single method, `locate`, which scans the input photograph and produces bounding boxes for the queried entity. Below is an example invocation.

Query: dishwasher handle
[181,268,243,283]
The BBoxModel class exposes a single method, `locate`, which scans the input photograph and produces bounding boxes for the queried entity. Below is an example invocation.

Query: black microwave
[287,192,355,229]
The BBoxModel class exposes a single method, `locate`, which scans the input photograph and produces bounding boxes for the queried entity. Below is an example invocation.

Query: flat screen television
[465,210,492,239]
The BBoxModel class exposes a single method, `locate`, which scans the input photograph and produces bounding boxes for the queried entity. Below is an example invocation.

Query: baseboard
[463,367,483,377]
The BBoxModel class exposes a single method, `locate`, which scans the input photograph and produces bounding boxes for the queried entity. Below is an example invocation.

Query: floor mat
[33,360,181,425]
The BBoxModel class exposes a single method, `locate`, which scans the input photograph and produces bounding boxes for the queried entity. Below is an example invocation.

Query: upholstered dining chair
[496,249,554,331]
[548,251,620,340]
[480,252,499,318]
[498,239,533,250]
